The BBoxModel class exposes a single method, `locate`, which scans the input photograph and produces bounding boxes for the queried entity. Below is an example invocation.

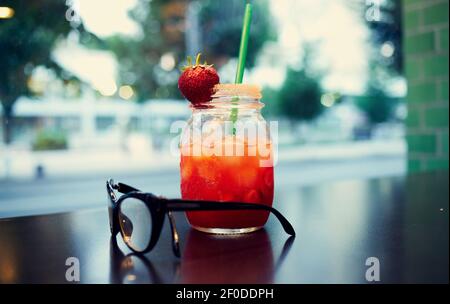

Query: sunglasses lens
[119,198,152,252]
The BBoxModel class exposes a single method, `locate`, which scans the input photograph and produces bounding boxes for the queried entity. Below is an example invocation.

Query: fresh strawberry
[178,53,220,105]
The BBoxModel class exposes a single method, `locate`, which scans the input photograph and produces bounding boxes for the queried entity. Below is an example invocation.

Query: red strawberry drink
[180,134,274,233]
[178,58,274,234]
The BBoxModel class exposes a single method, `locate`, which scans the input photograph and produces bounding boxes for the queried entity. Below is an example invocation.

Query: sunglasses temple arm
[166,211,181,257]
[117,183,141,194]
[165,199,296,237]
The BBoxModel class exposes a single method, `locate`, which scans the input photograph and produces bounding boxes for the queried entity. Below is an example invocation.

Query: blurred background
[0,0,447,217]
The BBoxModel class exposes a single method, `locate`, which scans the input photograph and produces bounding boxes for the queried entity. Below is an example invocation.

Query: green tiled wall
[403,0,449,172]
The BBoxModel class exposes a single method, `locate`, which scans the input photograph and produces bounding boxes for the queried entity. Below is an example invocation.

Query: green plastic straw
[235,1,253,83]
[231,1,253,132]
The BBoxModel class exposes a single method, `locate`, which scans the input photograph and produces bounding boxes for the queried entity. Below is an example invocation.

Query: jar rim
[212,84,262,99]
[190,99,264,110]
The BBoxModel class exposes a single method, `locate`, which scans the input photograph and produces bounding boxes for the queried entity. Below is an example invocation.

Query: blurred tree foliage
[353,0,402,125]
[199,0,273,68]
[364,0,403,74]
[261,87,281,118]
[103,0,184,101]
[278,68,323,122]
[276,44,324,122]
[356,70,398,125]
[32,129,68,151]
[104,0,273,102]
[0,1,75,144]
[356,86,394,125]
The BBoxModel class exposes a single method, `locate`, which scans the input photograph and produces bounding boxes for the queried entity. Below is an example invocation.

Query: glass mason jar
[180,84,274,234]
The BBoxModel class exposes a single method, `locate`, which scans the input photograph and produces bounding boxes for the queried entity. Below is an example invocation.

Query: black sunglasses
[107,179,295,257]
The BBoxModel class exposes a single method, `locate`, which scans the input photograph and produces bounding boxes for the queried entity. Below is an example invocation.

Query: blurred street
[0,139,406,218]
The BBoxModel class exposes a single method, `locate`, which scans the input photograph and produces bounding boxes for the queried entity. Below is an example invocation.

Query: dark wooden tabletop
[0,171,448,284]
